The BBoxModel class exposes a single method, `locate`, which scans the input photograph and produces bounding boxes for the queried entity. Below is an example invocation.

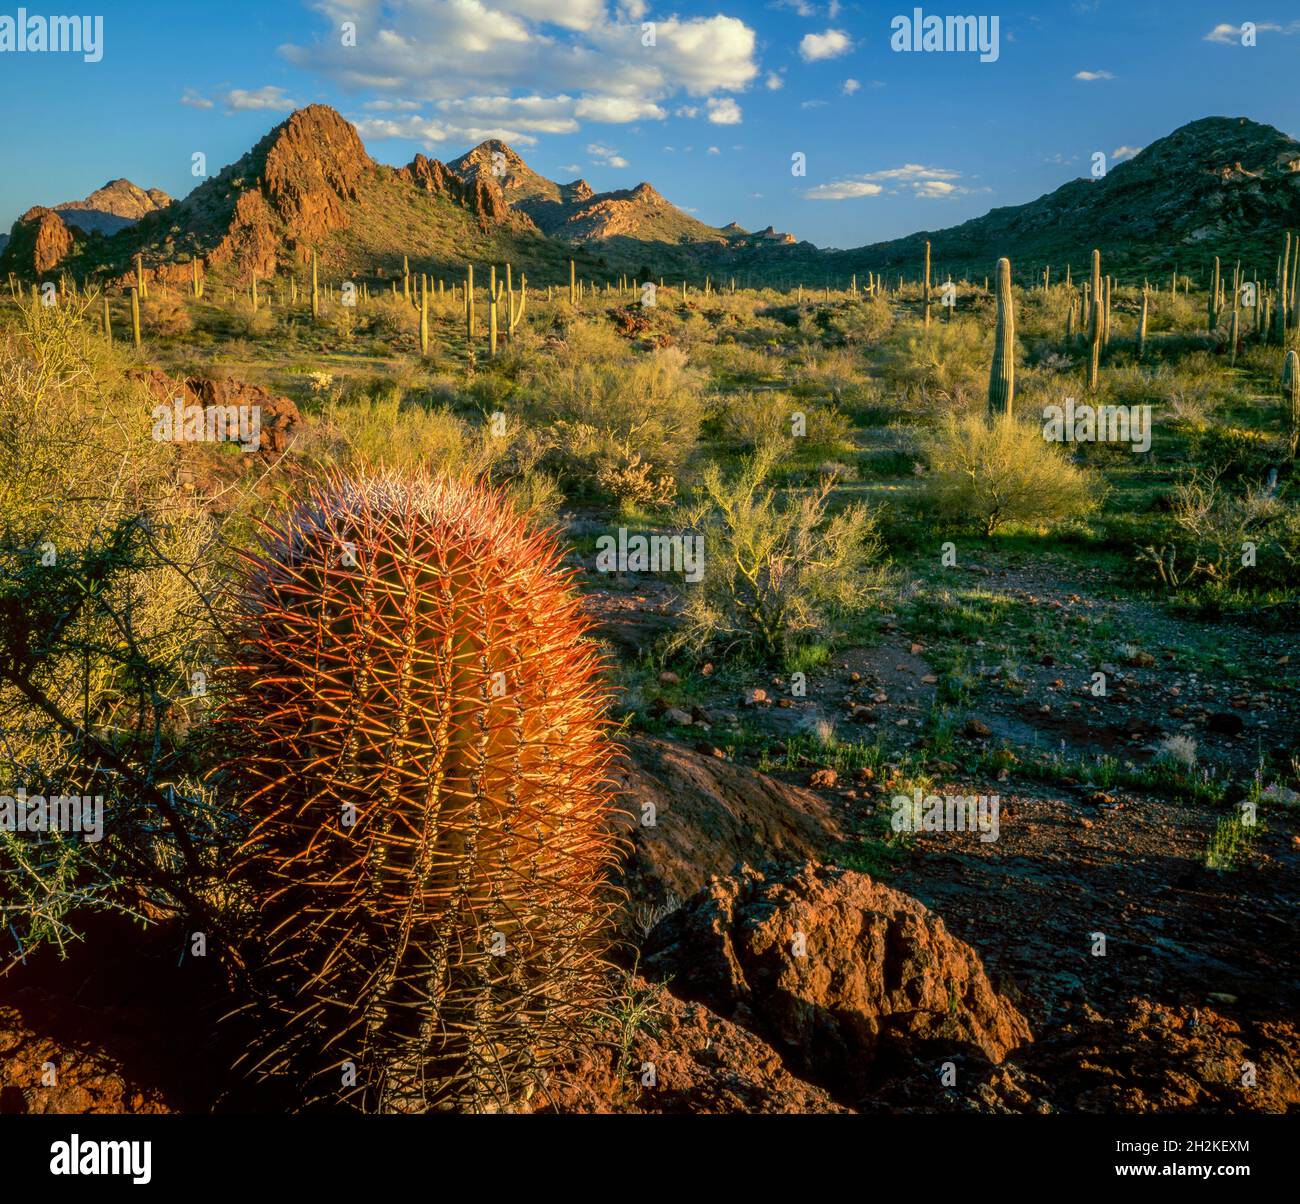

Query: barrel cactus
[219,473,622,1112]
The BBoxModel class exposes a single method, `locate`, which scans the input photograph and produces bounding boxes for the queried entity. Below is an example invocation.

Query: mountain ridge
[3,107,1297,288]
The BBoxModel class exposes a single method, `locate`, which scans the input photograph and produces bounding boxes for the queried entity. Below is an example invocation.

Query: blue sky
[0,0,1297,248]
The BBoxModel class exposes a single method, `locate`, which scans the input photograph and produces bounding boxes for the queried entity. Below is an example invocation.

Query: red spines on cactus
[217,472,623,1112]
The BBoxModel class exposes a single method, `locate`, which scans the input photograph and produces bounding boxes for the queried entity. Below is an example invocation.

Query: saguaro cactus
[102,292,112,341]
[1275,235,1290,345]
[419,275,429,356]
[220,474,621,1112]
[311,250,320,319]
[923,240,932,329]
[508,273,527,336]
[466,264,475,347]
[1137,287,1148,360]
[569,258,576,305]
[135,253,148,300]
[1088,249,1103,393]
[1209,256,1221,333]
[987,257,1015,418]
[1285,350,1300,456]
[130,285,141,349]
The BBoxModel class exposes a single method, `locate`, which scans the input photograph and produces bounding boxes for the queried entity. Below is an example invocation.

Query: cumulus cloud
[224,85,300,111]
[807,163,974,201]
[282,3,758,150]
[706,96,742,124]
[179,89,213,109]
[1205,19,1300,43]
[799,28,853,61]
[765,71,784,90]
[842,78,860,94]
[1073,69,1114,81]
[805,180,884,200]
[587,142,629,168]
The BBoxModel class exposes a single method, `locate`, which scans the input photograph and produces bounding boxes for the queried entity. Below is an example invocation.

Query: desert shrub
[1137,470,1299,590]
[294,388,560,520]
[883,318,990,414]
[919,412,1101,536]
[826,295,893,346]
[0,299,229,964]
[522,343,705,501]
[143,290,193,336]
[713,391,853,458]
[233,298,273,338]
[368,292,419,340]
[671,442,887,663]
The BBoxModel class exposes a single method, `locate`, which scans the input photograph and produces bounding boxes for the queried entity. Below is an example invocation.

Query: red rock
[645,862,1032,1099]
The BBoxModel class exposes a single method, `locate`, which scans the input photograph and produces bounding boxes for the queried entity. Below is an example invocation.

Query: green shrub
[919,411,1101,536]
[671,441,887,663]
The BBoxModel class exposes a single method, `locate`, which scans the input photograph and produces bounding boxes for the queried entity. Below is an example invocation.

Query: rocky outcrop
[1,207,77,275]
[129,369,301,455]
[398,152,517,229]
[540,977,849,1114]
[261,104,368,248]
[611,737,843,919]
[55,178,171,236]
[644,861,1032,1100]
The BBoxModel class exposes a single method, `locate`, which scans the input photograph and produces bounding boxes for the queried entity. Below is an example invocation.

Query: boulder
[610,737,843,918]
[644,861,1032,1100]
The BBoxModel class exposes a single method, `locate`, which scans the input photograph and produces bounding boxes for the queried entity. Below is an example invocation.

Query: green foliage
[919,412,1101,536]
[671,442,887,663]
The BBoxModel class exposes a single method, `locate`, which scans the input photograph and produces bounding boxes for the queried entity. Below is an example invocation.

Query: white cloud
[674,105,700,118]
[362,99,423,111]
[864,163,960,181]
[224,86,300,111]
[800,99,828,109]
[808,163,972,200]
[842,78,860,94]
[707,145,720,154]
[1073,69,1114,81]
[180,89,213,109]
[281,3,757,149]
[587,142,628,168]
[800,29,852,61]
[766,71,784,90]
[1205,19,1300,43]
[805,180,884,200]
[1203,22,1241,44]
[1112,145,1142,161]
[707,96,742,124]
[575,95,665,122]
[495,0,606,31]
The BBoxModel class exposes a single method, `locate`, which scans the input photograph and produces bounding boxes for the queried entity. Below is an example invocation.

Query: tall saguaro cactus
[1137,287,1148,360]
[311,249,320,320]
[987,257,1015,418]
[1285,350,1300,456]
[130,285,141,349]
[220,473,621,1113]
[923,240,932,329]
[1276,234,1290,345]
[1209,256,1221,333]
[1088,249,1103,393]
